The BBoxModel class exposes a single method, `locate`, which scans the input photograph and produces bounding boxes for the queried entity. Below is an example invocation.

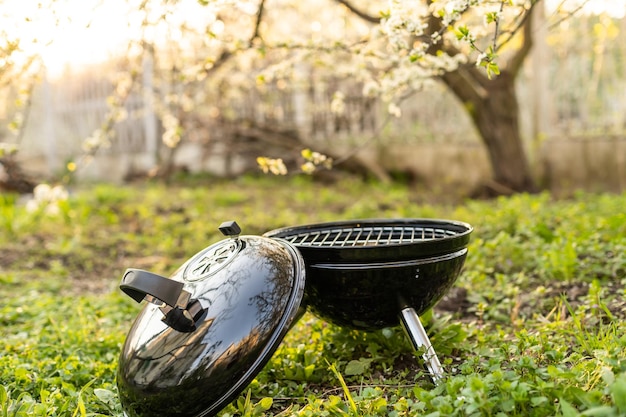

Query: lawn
[1,176,625,416]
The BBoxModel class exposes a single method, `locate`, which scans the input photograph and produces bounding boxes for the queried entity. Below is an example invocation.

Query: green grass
[1,176,625,416]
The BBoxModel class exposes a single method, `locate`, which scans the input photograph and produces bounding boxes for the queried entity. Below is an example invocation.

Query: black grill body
[264,218,472,328]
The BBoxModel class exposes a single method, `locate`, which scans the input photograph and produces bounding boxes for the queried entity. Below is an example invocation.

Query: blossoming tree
[2,0,550,193]
[196,0,542,193]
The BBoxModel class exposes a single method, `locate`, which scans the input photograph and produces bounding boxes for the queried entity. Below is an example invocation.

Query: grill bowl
[304,250,468,330]
[264,218,472,330]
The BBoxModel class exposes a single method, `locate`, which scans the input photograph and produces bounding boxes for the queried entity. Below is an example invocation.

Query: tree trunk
[468,71,536,194]
[441,67,537,195]
[0,156,37,194]
[428,0,539,195]
[334,0,542,194]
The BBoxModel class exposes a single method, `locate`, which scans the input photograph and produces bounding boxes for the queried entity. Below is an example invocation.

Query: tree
[427,1,540,194]
[0,0,576,193]
[0,1,47,193]
[334,0,541,193]
[193,0,543,193]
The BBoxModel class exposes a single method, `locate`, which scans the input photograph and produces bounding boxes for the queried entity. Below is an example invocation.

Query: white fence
[12,13,626,190]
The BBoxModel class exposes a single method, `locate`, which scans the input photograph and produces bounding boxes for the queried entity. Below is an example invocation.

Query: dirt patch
[0,247,24,270]
[435,287,470,315]
[436,280,626,324]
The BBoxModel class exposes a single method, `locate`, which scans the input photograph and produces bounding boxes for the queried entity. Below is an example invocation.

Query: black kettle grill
[117,218,472,417]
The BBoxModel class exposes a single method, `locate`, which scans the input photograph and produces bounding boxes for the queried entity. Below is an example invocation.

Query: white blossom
[362,80,381,97]
[388,102,402,118]
[257,157,288,175]
[82,129,111,153]
[330,91,346,115]
[476,51,488,66]
[26,184,69,216]
[161,113,182,148]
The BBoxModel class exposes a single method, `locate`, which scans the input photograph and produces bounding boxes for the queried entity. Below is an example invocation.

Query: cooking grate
[277,225,460,247]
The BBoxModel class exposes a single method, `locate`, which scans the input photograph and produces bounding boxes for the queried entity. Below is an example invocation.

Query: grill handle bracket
[120,268,204,332]
[121,269,184,307]
[399,307,444,385]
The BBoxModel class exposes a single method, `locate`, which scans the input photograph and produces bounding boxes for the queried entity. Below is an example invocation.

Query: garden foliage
[1,178,625,416]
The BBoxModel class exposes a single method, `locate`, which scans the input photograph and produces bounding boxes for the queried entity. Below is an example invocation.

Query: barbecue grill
[117,218,472,417]
[264,219,472,383]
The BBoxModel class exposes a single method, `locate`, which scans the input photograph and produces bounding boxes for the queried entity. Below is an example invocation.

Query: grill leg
[399,307,444,384]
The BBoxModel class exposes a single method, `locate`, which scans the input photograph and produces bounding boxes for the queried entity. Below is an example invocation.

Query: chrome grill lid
[117,221,307,417]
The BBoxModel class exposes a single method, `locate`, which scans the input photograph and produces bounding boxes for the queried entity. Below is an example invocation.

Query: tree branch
[496,0,540,54]
[422,1,489,97]
[334,0,379,24]
[492,1,506,54]
[504,0,538,75]
[205,0,267,75]
[250,0,266,44]
[440,66,486,110]
[547,0,590,30]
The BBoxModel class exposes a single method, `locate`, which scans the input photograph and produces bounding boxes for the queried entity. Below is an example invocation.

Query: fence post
[143,53,158,167]
[42,72,58,174]
[293,63,310,136]
[531,2,553,145]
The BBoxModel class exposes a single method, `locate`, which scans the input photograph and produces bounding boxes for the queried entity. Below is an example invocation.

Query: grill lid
[117,221,306,417]
[264,218,472,262]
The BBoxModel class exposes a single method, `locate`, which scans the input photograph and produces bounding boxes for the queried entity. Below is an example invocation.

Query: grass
[1,175,625,416]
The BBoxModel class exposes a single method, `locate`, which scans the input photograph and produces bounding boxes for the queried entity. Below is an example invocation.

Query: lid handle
[121,269,184,307]
[219,220,241,237]
[120,268,204,332]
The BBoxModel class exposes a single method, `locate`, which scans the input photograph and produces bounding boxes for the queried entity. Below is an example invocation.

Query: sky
[2,0,625,79]
[547,0,626,17]
[2,0,216,78]
[2,0,137,77]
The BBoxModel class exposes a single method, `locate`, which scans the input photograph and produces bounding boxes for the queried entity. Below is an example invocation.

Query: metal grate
[277,225,459,247]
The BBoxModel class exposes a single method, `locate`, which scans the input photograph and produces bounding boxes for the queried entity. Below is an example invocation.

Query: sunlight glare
[2,0,140,79]
[3,0,624,81]
[547,0,626,18]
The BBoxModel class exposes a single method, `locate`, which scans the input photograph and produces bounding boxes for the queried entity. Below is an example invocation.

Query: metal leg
[399,307,444,384]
